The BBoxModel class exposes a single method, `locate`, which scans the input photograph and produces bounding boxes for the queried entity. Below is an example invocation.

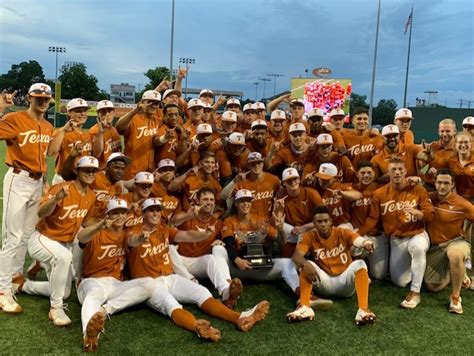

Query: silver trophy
[236,221,274,268]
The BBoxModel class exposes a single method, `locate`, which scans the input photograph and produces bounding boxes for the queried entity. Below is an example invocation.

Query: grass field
[0,141,473,355]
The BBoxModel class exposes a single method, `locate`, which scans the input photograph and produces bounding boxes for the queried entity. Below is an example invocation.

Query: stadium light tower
[179,57,195,99]
[253,82,260,101]
[258,77,271,100]
[267,73,284,97]
[48,46,66,82]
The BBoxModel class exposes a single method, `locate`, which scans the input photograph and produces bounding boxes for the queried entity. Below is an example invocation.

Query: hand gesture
[234,171,249,183]
[69,141,84,158]
[272,212,286,230]
[280,93,292,104]
[97,116,109,133]
[369,127,380,137]
[362,240,374,253]
[421,139,433,157]
[270,140,282,154]
[235,257,252,271]
[137,100,153,113]
[155,78,171,92]
[177,67,187,79]
[302,261,319,283]
[63,120,77,132]
[138,230,152,244]
[0,89,17,111]
[164,127,176,141]
[210,138,223,151]
[273,195,287,215]
[427,167,437,178]
[55,184,70,201]
[403,206,423,220]
[406,176,422,186]
[215,94,226,106]
[323,122,336,132]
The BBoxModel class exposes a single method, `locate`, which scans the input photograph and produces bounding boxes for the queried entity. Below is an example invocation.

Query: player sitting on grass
[287,206,376,326]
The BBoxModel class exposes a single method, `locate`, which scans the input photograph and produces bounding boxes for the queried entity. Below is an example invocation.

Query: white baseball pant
[389,231,430,293]
[168,245,195,280]
[23,231,74,308]
[308,259,368,297]
[173,245,231,296]
[77,276,155,334]
[364,234,389,280]
[147,274,212,317]
[0,168,42,292]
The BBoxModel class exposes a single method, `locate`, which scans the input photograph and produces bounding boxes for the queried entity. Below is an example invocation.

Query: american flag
[404,8,413,35]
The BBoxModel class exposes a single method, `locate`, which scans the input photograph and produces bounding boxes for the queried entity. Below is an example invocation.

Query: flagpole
[403,6,413,107]
[369,0,381,127]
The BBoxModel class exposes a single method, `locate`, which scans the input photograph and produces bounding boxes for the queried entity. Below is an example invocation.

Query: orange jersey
[400,130,414,145]
[216,148,249,179]
[370,143,421,177]
[126,224,177,279]
[0,111,53,174]
[89,171,126,219]
[36,182,96,243]
[151,182,181,223]
[427,193,474,245]
[271,146,310,176]
[177,215,222,257]
[122,193,144,229]
[350,182,381,235]
[342,131,383,168]
[234,173,280,220]
[307,128,346,152]
[447,155,474,199]
[89,124,122,169]
[282,187,323,226]
[81,229,128,280]
[422,140,456,185]
[122,113,160,179]
[319,182,352,226]
[182,172,222,211]
[358,183,434,238]
[182,120,199,138]
[303,153,356,183]
[246,138,272,157]
[154,124,181,163]
[54,130,93,174]
[297,227,359,276]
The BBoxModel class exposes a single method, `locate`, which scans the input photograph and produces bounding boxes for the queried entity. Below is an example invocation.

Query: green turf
[0,141,473,355]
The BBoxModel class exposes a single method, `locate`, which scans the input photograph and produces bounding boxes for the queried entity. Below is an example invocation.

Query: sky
[1,0,473,108]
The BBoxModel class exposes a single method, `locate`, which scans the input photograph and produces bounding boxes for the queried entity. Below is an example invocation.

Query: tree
[0,60,46,96]
[58,63,108,100]
[350,93,369,116]
[372,99,397,126]
[144,66,170,91]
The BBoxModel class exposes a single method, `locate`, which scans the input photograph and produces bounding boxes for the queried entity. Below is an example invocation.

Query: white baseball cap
[162,89,181,99]
[106,198,129,214]
[462,116,474,126]
[270,110,286,120]
[308,108,325,118]
[282,167,300,181]
[395,108,413,120]
[243,103,255,112]
[188,98,204,109]
[228,132,246,145]
[67,98,89,111]
[289,122,306,133]
[199,88,214,97]
[142,90,162,101]
[158,159,176,169]
[76,156,99,169]
[290,99,305,107]
[226,98,241,107]
[329,108,345,117]
[196,123,213,135]
[235,189,253,201]
[203,102,213,110]
[316,134,333,145]
[254,102,266,111]
[221,111,238,122]
[247,152,264,163]
[96,100,114,111]
[382,124,400,136]
[315,163,338,180]
[134,171,154,184]
[251,119,268,130]
[28,83,52,98]
[106,152,130,165]
[142,197,164,211]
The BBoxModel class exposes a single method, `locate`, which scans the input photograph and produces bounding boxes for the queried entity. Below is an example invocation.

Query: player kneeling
[76,199,155,352]
[127,198,270,341]
[287,206,376,325]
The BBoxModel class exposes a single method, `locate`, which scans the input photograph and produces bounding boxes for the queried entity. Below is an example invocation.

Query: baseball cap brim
[314,172,334,180]
[29,91,52,98]
[165,90,181,98]
[107,155,130,165]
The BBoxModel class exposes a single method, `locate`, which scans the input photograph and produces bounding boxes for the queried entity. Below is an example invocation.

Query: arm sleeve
[358,190,381,236]
[418,186,434,222]
[0,114,18,140]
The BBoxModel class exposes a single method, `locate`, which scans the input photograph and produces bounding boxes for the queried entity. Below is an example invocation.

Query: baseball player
[267,110,287,142]
[175,123,218,170]
[306,108,346,154]
[89,100,122,169]
[254,102,267,120]
[246,120,272,156]
[18,156,99,326]
[328,108,348,134]
[393,108,415,145]
[358,157,434,309]
[115,90,162,179]
[122,172,155,229]
[151,159,182,224]
[48,98,102,184]
[0,83,54,314]
[462,116,474,143]
[76,199,155,352]
[199,88,215,105]
[127,198,270,341]
[215,111,238,138]
[183,98,204,137]
[447,132,473,201]
[215,131,250,181]
[287,206,376,325]
[424,169,474,314]
[239,103,256,133]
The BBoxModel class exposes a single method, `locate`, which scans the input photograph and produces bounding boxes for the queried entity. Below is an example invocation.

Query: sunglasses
[29,89,52,96]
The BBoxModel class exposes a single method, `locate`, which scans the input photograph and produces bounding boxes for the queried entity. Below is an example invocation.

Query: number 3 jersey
[126,224,178,279]
[297,227,359,276]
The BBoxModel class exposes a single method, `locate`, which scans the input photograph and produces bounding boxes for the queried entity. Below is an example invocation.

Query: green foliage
[350,93,369,116]
[373,98,398,126]
[58,63,108,101]
[144,66,170,91]
[0,60,46,96]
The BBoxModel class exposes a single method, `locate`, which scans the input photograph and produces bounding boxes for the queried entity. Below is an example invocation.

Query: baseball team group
[0,71,473,352]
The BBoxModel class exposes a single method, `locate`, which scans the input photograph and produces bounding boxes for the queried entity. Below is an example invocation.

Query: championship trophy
[236,222,274,268]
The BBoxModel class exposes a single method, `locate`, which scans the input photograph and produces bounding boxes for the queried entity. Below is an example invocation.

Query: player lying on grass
[287,206,376,326]
[126,198,270,342]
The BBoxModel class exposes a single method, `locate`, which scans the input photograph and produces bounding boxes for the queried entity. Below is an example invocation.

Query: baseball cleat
[223,278,243,309]
[297,295,333,311]
[400,291,421,309]
[449,295,463,315]
[237,300,270,332]
[84,311,106,352]
[0,293,22,314]
[354,308,376,326]
[286,305,315,323]
[27,260,43,280]
[195,319,222,342]
[49,305,72,327]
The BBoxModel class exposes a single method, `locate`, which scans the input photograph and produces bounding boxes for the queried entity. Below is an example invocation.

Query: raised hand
[55,184,70,201]
[0,89,17,111]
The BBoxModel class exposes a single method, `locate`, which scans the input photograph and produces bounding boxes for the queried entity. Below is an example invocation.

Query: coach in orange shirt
[424,169,474,314]
[20,156,99,326]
